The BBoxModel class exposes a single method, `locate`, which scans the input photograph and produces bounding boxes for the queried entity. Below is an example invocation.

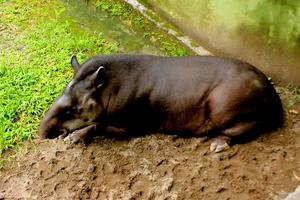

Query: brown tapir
[39,54,283,152]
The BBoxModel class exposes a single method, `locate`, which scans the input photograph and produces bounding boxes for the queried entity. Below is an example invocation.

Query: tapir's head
[39,56,107,139]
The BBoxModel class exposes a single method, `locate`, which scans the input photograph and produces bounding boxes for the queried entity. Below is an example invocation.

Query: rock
[285,186,300,200]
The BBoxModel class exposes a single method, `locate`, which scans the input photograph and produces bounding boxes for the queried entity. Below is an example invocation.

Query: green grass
[287,86,300,109]
[0,0,119,156]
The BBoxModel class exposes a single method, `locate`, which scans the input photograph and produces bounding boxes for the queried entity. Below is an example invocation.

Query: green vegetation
[0,0,120,156]
[287,86,300,109]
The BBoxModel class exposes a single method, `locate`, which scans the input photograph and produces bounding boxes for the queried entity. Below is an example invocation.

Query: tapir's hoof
[210,136,231,153]
[63,131,82,144]
[63,135,75,144]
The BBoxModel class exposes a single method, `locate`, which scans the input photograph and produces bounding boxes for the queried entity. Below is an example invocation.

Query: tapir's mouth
[57,129,68,138]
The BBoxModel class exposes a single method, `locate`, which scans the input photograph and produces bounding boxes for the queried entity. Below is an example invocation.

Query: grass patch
[287,85,300,109]
[0,0,119,156]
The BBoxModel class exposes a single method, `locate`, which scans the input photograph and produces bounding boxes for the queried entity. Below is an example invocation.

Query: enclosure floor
[1,86,299,200]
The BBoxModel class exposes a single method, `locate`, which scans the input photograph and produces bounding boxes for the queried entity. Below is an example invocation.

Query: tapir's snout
[39,92,76,139]
[39,116,61,139]
[39,99,67,139]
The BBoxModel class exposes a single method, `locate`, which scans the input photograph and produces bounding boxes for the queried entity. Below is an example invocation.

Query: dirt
[0,86,299,200]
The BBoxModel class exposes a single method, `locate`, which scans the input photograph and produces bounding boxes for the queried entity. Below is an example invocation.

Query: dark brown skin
[39,54,283,152]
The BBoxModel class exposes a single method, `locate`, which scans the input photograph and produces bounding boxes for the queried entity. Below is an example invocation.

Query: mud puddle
[0,86,299,199]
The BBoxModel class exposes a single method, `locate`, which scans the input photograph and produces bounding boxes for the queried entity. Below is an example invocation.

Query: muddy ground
[0,86,299,200]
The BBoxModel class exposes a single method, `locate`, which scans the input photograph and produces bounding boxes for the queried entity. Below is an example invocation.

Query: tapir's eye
[65,106,77,116]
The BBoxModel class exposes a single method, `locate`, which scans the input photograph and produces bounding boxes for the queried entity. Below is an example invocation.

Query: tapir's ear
[90,66,106,89]
[71,55,80,73]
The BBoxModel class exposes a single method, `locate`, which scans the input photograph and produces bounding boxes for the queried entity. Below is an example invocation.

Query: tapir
[39,54,283,152]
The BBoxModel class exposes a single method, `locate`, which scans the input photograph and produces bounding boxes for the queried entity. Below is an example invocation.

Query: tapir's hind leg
[207,79,263,152]
[210,121,257,153]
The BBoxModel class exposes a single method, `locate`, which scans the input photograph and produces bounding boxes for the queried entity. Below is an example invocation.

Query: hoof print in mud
[39,54,283,151]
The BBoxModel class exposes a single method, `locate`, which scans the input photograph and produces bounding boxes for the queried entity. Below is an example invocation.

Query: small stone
[216,187,227,193]
[284,186,300,200]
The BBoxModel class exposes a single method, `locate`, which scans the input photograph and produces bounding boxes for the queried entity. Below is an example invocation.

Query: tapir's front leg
[64,124,98,144]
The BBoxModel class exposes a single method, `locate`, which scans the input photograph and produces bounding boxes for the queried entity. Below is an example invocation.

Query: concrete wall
[141,0,300,85]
